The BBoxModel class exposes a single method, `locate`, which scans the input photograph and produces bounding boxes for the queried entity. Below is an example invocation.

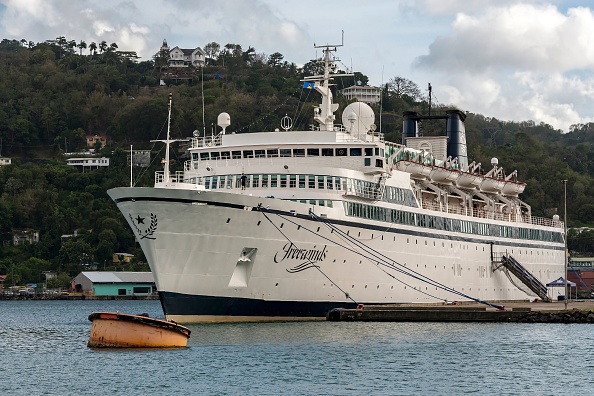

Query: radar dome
[491,157,499,167]
[342,102,375,138]
[553,214,560,222]
[218,112,231,134]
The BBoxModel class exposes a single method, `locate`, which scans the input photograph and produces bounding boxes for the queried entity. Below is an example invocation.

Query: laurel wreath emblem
[129,213,158,240]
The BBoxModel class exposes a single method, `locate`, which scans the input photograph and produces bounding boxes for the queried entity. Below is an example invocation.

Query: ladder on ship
[493,253,550,302]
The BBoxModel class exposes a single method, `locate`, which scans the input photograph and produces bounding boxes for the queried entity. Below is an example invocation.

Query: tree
[77,40,87,56]
[89,41,97,55]
[98,40,107,54]
[267,52,284,67]
[388,76,423,102]
[203,41,220,64]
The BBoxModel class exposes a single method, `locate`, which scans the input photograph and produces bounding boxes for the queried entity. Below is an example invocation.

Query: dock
[327,301,594,323]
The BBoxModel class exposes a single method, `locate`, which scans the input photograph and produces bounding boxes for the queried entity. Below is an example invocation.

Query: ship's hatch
[228,248,257,288]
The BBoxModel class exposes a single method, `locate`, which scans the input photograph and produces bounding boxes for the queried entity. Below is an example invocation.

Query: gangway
[493,253,550,302]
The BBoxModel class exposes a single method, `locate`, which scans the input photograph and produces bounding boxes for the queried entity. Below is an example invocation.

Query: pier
[327,301,594,323]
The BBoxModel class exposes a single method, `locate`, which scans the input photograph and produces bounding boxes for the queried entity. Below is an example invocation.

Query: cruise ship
[108,43,565,323]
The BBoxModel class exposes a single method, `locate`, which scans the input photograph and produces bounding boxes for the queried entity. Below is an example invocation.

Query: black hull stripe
[159,291,355,317]
[116,196,563,251]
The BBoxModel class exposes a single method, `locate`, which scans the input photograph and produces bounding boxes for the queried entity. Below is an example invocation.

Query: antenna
[428,83,432,116]
[130,144,133,187]
[314,30,344,49]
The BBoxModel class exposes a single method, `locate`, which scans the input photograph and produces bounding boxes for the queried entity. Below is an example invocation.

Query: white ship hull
[109,186,564,323]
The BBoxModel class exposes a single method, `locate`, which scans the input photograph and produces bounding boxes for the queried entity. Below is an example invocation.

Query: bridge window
[267,149,279,157]
[243,150,253,158]
[322,148,334,156]
[294,149,305,157]
[350,148,362,156]
[299,175,306,188]
[336,148,347,156]
[232,151,241,159]
[255,149,265,158]
[280,149,291,157]
[307,148,320,156]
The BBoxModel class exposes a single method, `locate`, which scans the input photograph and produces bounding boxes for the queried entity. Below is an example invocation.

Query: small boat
[429,166,459,184]
[502,180,526,197]
[455,171,482,189]
[88,312,191,348]
[394,160,432,180]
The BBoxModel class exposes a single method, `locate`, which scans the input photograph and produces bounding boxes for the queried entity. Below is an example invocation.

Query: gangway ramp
[500,254,550,302]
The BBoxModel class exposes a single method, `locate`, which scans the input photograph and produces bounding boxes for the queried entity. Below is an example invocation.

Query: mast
[164,92,172,184]
[301,32,352,131]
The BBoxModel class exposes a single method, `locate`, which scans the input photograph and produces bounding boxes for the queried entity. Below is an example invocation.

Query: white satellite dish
[341,102,375,137]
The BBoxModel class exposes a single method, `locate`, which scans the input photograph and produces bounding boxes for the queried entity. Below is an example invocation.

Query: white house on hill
[160,39,205,68]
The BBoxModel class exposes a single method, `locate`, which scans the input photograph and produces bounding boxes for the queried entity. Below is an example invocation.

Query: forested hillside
[0,36,593,287]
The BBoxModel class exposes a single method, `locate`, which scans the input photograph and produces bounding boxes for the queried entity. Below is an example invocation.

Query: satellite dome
[218,112,231,134]
[342,102,375,137]
[491,157,499,167]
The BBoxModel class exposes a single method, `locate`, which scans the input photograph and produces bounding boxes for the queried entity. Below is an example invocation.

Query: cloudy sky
[0,0,593,131]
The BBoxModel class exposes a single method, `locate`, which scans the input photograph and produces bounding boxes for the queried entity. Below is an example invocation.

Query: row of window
[193,146,386,161]
[344,202,563,243]
[197,174,415,208]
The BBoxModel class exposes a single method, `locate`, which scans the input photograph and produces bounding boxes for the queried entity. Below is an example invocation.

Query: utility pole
[562,179,568,310]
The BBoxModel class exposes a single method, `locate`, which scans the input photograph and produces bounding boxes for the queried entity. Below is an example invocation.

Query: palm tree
[89,42,97,55]
[77,40,87,56]
[98,41,107,54]
[109,42,118,52]
[55,36,67,57]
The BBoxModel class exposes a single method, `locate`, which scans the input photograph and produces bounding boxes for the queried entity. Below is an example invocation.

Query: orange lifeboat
[88,312,191,348]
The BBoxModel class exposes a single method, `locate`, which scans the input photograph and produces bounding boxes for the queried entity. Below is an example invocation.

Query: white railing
[154,171,186,184]
[420,201,563,228]
[191,135,223,148]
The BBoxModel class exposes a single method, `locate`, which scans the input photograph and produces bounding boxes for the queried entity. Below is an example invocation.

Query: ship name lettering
[274,243,327,263]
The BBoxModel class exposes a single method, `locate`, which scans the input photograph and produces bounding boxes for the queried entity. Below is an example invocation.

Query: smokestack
[446,110,468,171]
[402,111,419,145]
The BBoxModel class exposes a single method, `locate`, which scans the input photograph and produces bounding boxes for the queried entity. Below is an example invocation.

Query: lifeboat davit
[394,160,432,180]
[429,167,459,184]
[456,171,482,189]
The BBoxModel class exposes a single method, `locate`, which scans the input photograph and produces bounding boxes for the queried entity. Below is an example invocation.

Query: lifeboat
[479,177,506,193]
[456,171,482,189]
[501,180,526,197]
[429,166,459,184]
[88,312,191,348]
[394,160,432,180]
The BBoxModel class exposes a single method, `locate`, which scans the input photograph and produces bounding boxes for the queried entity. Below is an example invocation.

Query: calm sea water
[1,300,592,395]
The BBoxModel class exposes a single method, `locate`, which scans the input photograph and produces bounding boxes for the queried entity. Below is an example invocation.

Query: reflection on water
[0,300,591,395]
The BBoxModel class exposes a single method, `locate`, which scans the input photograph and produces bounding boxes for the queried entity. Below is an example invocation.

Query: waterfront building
[73,271,155,296]
[340,84,381,104]
[66,157,110,170]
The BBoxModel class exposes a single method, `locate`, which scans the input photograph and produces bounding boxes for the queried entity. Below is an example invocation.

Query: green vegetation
[0,36,593,287]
